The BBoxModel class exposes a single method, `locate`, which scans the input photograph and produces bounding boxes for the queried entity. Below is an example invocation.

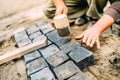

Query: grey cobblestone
[40,24,55,34]
[46,30,71,47]
[60,40,81,54]
[24,50,41,63]
[14,30,28,43]
[69,47,94,69]
[37,21,54,34]
[26,57,48,75]
[39,40,52,48]
[32,35,47,43]
[68,71,89,80]
[30,67,56,80]
[17,38,31,48]
[40,44,60,59]
[46,51,69,67]
[47,40,52,46]
[29,31,42,40]
[54,61,80,80]
[36,21,48,29]
[13,21,94,80]
[26,25,40,35]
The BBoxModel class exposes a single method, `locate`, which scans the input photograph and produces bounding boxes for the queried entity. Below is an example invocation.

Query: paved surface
[14,21,94,80]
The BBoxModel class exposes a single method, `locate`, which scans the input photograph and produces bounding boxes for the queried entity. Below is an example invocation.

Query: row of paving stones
[14,21,94,80]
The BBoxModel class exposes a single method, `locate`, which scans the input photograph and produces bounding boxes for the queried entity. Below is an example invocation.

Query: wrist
[92,24,103,34]
[92,26,102,35]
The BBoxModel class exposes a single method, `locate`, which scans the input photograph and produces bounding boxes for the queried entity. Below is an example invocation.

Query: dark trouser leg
[43,0,88,20]
[87,0,108,19]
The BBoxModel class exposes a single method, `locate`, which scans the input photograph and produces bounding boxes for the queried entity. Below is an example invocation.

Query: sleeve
[104,1,120,21]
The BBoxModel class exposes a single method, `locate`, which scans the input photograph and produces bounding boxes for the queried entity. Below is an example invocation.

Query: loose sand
[0,0,120,79]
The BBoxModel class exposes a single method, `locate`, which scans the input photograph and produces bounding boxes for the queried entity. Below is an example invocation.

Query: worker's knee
[43,7,55,19]
[43,0,56,19]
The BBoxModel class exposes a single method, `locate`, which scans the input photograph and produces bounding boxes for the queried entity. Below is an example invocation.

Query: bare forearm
[93,14,115,33]
[52,0,64,8]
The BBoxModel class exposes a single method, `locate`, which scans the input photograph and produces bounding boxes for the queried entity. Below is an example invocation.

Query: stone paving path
[14,21,94,80]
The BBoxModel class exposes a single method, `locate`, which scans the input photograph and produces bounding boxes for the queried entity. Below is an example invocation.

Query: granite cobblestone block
[47,40,52,46]
[30,67,56,80]
[32,35,47,42]
[40,44,60,59]
[37,22,54,34]
[26,57,48,75]
[60,40,81,54]
[69,47,94,69]
[29,31,42,40]
[14,30,28,43]
[46,30,71,47]
[68,71,89,80]
[46,51,69,67]
[42,40,52,48]
[17,38,31,48]
[40,24,55,34]
[26,25,40,35]
[24,50,41,63]
[54,61,80,80]
[36,21,48,29]
[13,21,94,80]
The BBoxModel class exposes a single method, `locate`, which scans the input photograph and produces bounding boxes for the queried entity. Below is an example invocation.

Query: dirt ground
[0,58,27,80]
[0,22,120,80]
[70,24,120,80]
[0,0,120,80]
[0,0,47,79]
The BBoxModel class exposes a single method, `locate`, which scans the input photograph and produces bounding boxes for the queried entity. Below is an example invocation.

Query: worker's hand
[55,3,68,15]
[75,27,101,49]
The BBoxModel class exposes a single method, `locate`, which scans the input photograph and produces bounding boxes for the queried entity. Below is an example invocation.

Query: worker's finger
[95,39,100,49]
[90,37,96,47]
[86,35,93,46]
[75,33,84,40]
[63,8,68,14]
[83,34,89,43]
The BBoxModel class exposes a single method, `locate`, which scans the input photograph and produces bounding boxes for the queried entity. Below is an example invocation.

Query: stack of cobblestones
[14,21,94,80]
